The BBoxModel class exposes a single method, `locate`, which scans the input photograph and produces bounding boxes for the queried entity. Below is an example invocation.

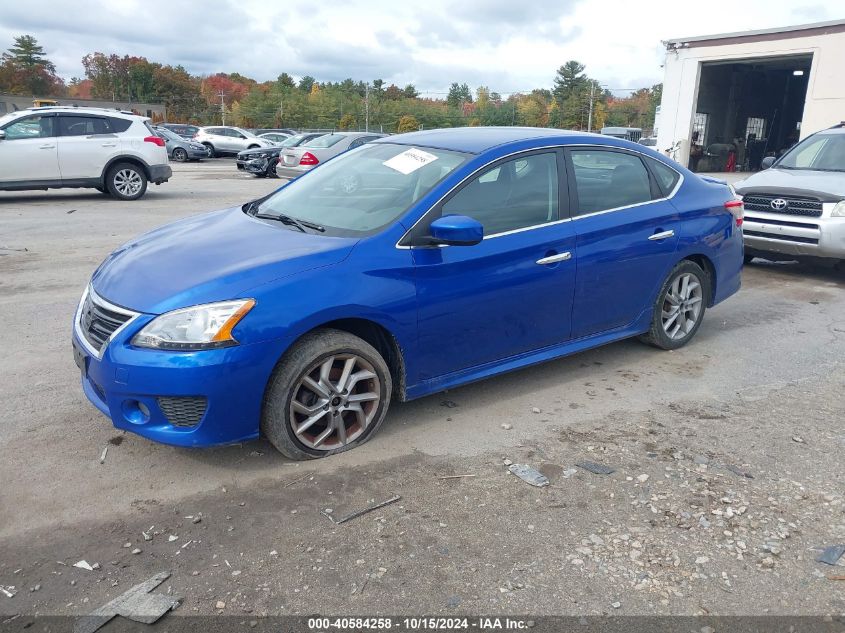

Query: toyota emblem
[770,198,788,210]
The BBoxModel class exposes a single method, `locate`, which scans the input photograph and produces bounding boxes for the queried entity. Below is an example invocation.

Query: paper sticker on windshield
[383,148,438,175]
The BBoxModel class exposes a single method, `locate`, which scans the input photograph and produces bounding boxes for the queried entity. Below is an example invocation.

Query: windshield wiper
[255,212,325,233]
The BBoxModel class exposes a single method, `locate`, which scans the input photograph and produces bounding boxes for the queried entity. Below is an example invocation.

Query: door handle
[101,143,117,147]
[648,230,675,241]
[39,144,55,149]
[536,252,572,265]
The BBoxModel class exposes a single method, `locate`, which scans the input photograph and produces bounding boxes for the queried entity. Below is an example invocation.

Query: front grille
[744,216,819,230]
[742,194,823,217]
[157,396,208,427]
[743,229,819,245]
[79,291,135,354]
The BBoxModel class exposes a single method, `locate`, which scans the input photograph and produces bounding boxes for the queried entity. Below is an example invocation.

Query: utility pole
[364,83,369,132]
[587,82,595,133]
[279,97,284,126]
[218,91,226,125]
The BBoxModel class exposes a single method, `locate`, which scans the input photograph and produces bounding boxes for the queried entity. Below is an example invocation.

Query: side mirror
[761,156,776,170]
[0,130,5,140]
[428,215,483,246]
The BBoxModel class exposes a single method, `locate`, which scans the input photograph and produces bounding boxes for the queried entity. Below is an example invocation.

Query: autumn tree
[338,113,355,130]
[396,114,420,133]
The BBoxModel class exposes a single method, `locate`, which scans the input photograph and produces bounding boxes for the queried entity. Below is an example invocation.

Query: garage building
[656,19,845,172]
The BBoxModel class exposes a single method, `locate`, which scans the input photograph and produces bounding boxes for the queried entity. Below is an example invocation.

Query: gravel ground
[1,162,843,620]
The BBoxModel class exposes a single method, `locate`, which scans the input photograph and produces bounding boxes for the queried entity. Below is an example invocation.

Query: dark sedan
[236,133,326,178]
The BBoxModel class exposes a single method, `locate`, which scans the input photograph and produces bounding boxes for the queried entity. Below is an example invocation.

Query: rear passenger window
[441,152,559,235]
[570,150,652,214]
[59,116,113,136]
[647,158,680,196]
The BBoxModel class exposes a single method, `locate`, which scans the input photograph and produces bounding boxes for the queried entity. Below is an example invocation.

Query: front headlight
[132,299,255,350]
[831,200,845,217]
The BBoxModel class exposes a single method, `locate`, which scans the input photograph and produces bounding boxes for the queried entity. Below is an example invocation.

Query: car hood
[239,147,281,158]
[91,206,357,314]
[735,168,845,201]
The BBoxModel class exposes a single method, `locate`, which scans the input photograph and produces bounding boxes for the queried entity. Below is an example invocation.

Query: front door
[411,150,577,381]
[0,113,58,183]
[566,147,680,339]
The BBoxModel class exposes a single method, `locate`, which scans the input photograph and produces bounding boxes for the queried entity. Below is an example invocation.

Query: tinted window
[59,116,113,136]
[442,152,559,235]
[570,150,652,214]
[778,132,845,172]
[205,128,221,135]
[109,117,132,133]
[647,158,680,195]
[3,114,54,139]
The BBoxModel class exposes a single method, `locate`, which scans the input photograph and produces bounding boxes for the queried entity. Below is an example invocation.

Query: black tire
[105,162,148,201]
[202,143,216,158]
[640,260,710,350]
[266,162,279,178]
[95,186,108,194]
[172,147,188,162]
[261,328,392,460]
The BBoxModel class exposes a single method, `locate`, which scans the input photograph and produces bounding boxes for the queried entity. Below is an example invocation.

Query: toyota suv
[0,106,171,200]
[735,122,845,264]
[193,126,275,157]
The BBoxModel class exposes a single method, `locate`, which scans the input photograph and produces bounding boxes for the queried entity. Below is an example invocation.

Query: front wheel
[261,329,392,460]
[202,143,216,158]
[106,163,147,201]
[172,147,188,162]
[640,260,709,350]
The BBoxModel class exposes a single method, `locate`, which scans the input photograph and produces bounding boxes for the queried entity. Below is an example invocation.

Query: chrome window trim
[74,285,141,360]
[395,143,684,249]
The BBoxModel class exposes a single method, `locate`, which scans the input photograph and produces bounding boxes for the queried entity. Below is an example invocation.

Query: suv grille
[742,194,823,217]
[79,291,136,354]
[157,396,208,427]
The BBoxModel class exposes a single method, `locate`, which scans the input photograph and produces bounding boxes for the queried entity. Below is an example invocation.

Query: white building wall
[656,30,845,166]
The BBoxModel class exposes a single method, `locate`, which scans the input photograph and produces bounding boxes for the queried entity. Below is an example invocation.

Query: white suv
[193,126,274,157]
[0,107,172,200]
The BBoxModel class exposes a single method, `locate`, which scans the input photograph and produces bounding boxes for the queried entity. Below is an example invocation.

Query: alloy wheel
[173,148,188,162]
[289,354,381,451]
[113,169,143,197]
[661,272,703,340]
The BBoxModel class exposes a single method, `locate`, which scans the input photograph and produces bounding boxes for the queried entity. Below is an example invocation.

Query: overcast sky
[0,0,837,96]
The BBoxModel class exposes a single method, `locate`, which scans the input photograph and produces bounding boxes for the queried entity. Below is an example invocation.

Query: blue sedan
[72,127,743,459]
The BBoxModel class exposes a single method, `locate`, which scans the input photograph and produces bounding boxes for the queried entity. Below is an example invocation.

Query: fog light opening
[122,399,151,425]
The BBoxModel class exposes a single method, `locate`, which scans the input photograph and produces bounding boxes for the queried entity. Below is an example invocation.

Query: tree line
[1,35,661,133]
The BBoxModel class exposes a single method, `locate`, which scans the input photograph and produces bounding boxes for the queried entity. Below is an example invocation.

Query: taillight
[144,135,166,147]
[725,199,744,227]
[299,152,319,166]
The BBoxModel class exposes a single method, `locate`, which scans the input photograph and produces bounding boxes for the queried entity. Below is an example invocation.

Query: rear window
[304,134,345,148]
[109,117,132,133]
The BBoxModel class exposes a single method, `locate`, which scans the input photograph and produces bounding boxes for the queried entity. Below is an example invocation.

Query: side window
[108,117,132,133]
[349,137,367,149]
[646,158,680,196]
[570,150,652,215]
[2,115,54,139]
[441,152,559,235]
[59,116,113,136]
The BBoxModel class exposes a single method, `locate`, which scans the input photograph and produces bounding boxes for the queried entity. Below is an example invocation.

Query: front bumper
[149,164,173,184]
[743,211,845,259]
[72,308,289,448]
[186,147,208,160]
[237,155,278,175]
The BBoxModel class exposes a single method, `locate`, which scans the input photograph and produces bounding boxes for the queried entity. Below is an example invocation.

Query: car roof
[373,126,588,154]
[8,106,142,120]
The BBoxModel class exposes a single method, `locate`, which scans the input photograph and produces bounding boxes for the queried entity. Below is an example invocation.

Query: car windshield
[157,128,181,141]
[252,143,469,236]
[303,134,345,148]
[279,134,309,147]
[777,132,845,172]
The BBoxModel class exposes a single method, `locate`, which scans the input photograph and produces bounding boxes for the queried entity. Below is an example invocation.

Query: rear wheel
[640,260,709,350]
[105,162,147,201]
[261,329,392,460]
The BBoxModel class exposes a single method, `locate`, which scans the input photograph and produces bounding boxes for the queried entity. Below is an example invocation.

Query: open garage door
[689,54,812,173]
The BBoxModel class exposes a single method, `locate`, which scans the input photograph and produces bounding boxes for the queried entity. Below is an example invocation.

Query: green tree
[0,35,64,96]
[402,84,419,99]
[446,82,472,108]
[396,114,420,133]
[298,75,314,92]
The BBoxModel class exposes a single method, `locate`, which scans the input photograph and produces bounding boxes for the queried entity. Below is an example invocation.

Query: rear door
[57,115,117,180]
[410,150,577,380]
[566,147,680,339]
[0,113,58,183]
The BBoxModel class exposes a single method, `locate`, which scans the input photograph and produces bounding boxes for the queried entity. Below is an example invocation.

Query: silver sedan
[276,132,386,179]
